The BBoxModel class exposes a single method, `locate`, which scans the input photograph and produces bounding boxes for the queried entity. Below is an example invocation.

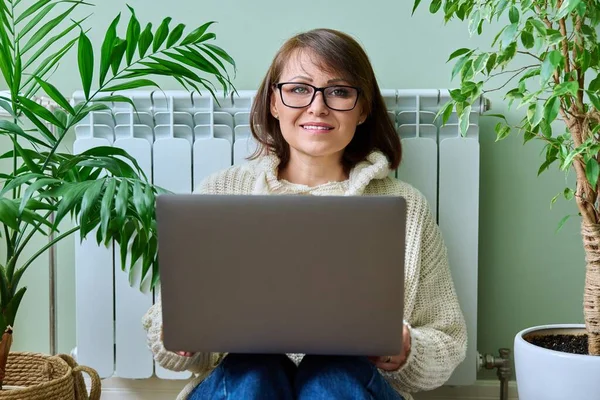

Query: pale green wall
[2,0,587,381]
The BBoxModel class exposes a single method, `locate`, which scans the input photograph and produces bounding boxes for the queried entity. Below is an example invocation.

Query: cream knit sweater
[142,150,467,400]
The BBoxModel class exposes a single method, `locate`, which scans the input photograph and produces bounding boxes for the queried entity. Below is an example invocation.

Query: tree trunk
[582,223,600,355]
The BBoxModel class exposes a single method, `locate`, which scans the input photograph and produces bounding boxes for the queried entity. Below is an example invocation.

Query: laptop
[156,194,406,356]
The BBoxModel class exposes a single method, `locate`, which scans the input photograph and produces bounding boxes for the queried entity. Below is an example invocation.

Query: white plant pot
[514,324,600,400]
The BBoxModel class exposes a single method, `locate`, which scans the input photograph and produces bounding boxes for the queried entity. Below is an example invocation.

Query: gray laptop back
[157,194,406,356]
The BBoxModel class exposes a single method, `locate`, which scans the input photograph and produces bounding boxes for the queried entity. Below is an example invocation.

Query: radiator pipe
[479,348,512,400]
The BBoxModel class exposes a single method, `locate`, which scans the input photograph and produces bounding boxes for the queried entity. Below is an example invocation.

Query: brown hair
[249,28,401,171]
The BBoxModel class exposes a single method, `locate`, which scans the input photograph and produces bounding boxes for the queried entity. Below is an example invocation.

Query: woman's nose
[307,91,329,116]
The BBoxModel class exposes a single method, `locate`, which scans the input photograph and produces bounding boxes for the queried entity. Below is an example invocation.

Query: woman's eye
[330,88,350,97]
[291,86,310,94]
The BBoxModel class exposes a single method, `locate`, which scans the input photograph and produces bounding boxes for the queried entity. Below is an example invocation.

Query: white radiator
[72,89,482,386]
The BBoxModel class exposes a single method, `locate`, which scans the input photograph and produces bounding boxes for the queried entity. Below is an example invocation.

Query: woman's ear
[270,91,279,120]
[358,106,368,125]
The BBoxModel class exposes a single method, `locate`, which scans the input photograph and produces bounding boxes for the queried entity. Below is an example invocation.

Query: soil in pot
[526,334,588,355]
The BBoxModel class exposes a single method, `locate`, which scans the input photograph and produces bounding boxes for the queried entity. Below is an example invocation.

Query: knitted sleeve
[382,196,468,392]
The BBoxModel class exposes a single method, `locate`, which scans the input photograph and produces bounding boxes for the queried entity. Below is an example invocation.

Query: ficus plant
[0,0,236,377]
[413,0,600,355]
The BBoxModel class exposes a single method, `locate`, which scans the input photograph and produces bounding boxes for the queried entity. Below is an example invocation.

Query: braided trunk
[582,223,600,355]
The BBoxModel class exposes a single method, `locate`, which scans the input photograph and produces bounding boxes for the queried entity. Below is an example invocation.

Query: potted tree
[0,0,235,397]
[411,0,600,398]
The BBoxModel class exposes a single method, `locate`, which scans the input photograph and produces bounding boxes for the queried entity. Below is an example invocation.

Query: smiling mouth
[301,124,334,132]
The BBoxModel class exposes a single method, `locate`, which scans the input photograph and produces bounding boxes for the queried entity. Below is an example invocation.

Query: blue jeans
[189,354,405,400]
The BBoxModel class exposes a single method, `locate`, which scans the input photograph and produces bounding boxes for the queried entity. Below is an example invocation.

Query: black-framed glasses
[274,82,361,111]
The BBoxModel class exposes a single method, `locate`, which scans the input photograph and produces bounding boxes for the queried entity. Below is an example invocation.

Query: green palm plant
[412,0,600,355]
[0,0,236,375]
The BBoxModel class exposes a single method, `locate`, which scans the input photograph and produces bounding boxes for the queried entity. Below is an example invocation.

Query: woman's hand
[368,323,411,371]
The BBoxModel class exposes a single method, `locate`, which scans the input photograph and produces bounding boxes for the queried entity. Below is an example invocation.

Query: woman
[142,28,467,400]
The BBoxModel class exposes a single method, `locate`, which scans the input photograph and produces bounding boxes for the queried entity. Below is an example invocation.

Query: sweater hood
[251,151,391,196]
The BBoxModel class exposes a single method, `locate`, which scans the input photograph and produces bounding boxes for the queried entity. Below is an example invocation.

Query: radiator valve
[478,348,511,400]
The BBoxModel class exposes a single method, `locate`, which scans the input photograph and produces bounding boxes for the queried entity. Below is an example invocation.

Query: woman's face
[270,50,367,163]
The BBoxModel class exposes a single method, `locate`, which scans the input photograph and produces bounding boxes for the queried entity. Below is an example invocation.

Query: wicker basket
[0,352,101,400]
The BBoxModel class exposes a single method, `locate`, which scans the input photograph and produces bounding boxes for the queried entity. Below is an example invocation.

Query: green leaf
[192,32,215,44]
[138,23,153,59]
[429,0,441,13]
[34,77,75,115]
[125,7,140,65]
[540,119,553,138]
[15,0,51,25]
[180,21,215,46]
[22,35,78,95]
[521,30,534,49]
[0,198,19,230]
[458,105,471,136]
[586,157,600,187]
[203,43,236,69]
[131,180,147,218]
[556,0,582,19]
[541,51,561,84]
[501,23,518,48]
[451,52,472,81]
[21,3,79,55]
[148,56,203,82]
[167,23,185,48]
[17,2,57,42]
[0,267,9,307]
[80,180,104,237]
[587,92,600,111]
[527,102,544,128]
[110,38,127,75]
[495,122,511,141]
[4,287,27,327]
[546,29,564,46]
[115,180,129,224]
[556,215,571,232]
[78,31,94,99]
[544,96,561,124]
[23,16,86,70]
[16,109,56,145]
[153,17,171,52]
[468,10,481,36]
[100,178,117,243]
[119,220,135,271]
[486,53,497,75]
[509,6,519,23]
[99,14,121,86]
[447,48,471,62]
[529,19,547,36]
[93,95,135,109]
[472,53,490,75]
[0,97,14,117]
[165,50,218,75]
[589,75,600,93]
[554,81,579,97]
[101,79,160,92]
[17,95,65,128]
[10,136,41,174]
[549,50,563,67]
[19,177,61,214]
[435,100,453,125]
[0,120,49,148]
[564,187,574,200]
[412,0,422,15]
[140,234,157,288]
[55,181,95,227]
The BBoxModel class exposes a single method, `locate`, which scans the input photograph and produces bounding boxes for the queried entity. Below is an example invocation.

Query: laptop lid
[157,194,406,356]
